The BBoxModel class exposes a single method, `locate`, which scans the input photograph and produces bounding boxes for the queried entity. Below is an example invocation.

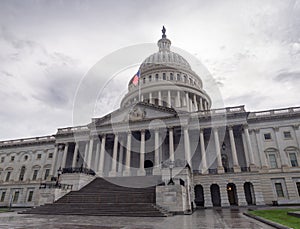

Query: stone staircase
[21,176,172,217]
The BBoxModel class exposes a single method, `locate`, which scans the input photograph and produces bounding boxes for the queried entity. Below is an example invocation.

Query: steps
[21,176,171,217]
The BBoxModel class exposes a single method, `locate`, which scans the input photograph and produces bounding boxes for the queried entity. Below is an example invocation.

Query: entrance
[227,183,238,205]
[144,160,153,176]
[210,184,221,207]
[244,182,256,205]
[194,185,204,207]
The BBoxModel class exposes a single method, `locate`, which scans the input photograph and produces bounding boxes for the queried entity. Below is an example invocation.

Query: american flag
[132,70,140,86]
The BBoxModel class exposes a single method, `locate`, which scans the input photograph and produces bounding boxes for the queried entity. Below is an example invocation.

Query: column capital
[140,129,145,134]
[254,128,260,134]
[242,124,249,130]
[293,124,299,130]
[228,125,234,130]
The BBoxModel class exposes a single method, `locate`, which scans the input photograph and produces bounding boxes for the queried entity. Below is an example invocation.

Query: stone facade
[0,29,300,212]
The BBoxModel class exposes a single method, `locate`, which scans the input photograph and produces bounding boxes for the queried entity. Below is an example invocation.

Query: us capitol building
[0,28,300,214]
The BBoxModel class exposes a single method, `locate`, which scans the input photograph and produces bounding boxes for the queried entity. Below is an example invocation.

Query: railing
[57,125,89,134]
[249,106,300,118]
[62,167,96,176]
[197,105,245,116]
[39,182,73,190]
[0,135,55,146]
[208,169,217,174]
[224,167,234,173]
[241,167,251,172]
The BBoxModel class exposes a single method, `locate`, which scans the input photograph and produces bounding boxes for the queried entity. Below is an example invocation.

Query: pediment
[92,102,177,127]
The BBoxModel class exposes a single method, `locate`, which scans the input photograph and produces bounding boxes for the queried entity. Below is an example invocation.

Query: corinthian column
[123,132,131,176]
[213,128,224,173]
[97,135,106,176]
[61,143,69,169]
[199,129,208,174]
[228,126,241,172]
[153,129,161,175]
[87,137,94,169]
[169,128,175,161]
[50,144,59,176]
[167,90,171,108]
[72,142,79,168]
[184,127,191,167]
[109,134,119,177]
[138,130,146,176]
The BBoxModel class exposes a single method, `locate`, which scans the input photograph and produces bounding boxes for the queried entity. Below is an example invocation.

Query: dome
[140,35,192,72]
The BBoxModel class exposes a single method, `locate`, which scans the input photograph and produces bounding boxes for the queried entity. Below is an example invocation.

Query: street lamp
[56,167,62,187]
[168,160,175,185]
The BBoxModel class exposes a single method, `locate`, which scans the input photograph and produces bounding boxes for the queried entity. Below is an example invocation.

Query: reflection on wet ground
[0,208,274,229]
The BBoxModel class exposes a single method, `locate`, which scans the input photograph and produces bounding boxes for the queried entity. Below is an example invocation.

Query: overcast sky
[0,0,299,140]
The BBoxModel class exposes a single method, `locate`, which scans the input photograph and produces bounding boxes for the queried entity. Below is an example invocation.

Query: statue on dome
[162,26,166,38]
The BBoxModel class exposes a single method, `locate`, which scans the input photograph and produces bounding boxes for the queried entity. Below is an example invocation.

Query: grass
[249,208,300,229]
[0,208,13,213]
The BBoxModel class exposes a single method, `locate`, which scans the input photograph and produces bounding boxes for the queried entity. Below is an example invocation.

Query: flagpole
[138,68,141,102]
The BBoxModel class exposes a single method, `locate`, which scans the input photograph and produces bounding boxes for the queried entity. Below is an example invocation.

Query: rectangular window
[27,191,34,202]
[37,154,42,160]
[32,170,38,181]
[149,75,152,82]
[297,182,300,197]
[48,153,53,159]
[283,131,292,139]
[0,192,5,202]
[44,169,50,180]
[10,156,15,162]
[5,171,11,182]
[1,157,4,163]
[275,183,284,197]
[13,191,19,203]
[163,73,166,80]
[264,133,272,140]
[155,74,159,81]
[269,154,278,168]
[170,73,173,80]
[177,74,180,81]
[289,153,298,167]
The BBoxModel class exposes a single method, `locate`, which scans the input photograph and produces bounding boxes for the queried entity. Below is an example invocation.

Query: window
[170,73,173,80]
[27,191,34,202]
[269,154,278,168]
[283,131,292,139]
[264,133,272,140]
[1,157,4,163]
[149,75,152,82]
[19,166,26,181]
[44,169,50,180]
[289,153,298,167]
[24,155,28,161]
[177,74,180,81]
[5,171,11,182]
[13,191,19,203]
[275,183,284,197]
[155,74,159,81]
[183,75,187,83]
[48,153,53,159]
[10,156,15,162]
[37,154,42,160]
[0,192,5,202]
[297,182,300,196]
[32,170,38,181]
[163,73,166,80]
[143,78,145,84]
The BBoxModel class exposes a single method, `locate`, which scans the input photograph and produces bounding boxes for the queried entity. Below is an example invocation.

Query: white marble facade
[0,30,300,208]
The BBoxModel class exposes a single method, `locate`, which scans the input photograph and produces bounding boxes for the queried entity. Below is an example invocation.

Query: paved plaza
[0,209,274,229]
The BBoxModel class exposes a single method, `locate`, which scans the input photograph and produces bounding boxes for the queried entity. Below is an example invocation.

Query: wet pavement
[0,208,274,229]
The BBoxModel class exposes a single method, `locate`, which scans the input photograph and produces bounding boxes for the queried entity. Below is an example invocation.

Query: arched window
[149,75,152,82]
[177,74,180,81]
[155,74,159,81]
[19,166,26,181]
[163,73,166,80]
[170,73,173,81]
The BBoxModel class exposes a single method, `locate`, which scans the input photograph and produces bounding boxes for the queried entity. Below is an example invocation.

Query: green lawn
[0,208,12,213]
[249,208,300,229]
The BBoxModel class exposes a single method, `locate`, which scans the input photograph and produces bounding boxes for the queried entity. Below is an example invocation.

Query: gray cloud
[274,71,300,82]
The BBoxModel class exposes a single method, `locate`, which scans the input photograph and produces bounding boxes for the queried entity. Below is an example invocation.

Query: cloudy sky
[0,0,299,140]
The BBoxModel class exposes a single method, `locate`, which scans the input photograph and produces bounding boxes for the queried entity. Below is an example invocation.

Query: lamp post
[168,160,175,185]
[56,167,62,187]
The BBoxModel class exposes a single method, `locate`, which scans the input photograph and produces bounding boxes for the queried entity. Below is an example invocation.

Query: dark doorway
[194,185,204,207]
[210,184,221,207]
[244,182,256,205]
[144,160,153,176]
[227,183,238,205]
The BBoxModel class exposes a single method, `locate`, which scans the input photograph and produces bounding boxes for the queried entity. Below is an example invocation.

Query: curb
[243,212,292,229]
